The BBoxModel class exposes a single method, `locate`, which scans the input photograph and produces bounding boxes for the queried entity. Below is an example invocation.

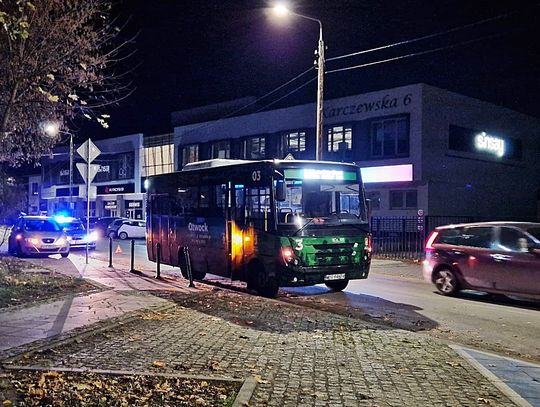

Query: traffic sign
[77,139,101,164]
[76,163,100,184]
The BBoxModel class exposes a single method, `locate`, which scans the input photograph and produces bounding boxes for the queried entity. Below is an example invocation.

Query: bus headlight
[281,246,300,266]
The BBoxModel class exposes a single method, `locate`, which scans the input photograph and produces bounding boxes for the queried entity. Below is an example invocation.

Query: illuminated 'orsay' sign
[474,132,505,157]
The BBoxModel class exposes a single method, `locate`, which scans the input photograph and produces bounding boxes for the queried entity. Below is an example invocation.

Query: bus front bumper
[278,264,370,287]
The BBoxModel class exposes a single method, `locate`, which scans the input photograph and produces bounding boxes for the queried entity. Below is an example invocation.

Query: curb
[2,366,256,406]
[451,345,533,407]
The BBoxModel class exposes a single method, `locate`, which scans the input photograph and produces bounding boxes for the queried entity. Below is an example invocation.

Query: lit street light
[43,121,75,214]
[272,3,325,160]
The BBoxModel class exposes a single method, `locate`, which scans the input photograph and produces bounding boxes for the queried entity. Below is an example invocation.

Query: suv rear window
[437,228,464,245]
[460,227,493,248]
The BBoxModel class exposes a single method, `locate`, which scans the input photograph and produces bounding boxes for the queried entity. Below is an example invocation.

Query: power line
[326,4,538,63]
[325,32,507,75]
[254,77,317,114]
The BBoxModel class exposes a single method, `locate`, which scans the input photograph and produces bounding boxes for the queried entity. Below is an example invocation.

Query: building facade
[174,84,540,220]
[27,83,540,222]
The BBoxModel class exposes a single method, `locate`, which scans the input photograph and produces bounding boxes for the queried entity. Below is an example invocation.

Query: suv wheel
[434,267,459,296]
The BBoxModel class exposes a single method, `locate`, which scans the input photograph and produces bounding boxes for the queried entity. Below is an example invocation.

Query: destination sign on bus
[284,168,357,181]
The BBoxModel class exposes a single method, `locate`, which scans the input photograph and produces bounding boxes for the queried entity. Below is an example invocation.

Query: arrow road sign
[77,139,101,164]
[76,163,100,184]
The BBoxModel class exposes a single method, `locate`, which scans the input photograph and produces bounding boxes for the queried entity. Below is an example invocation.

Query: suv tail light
[425,231,439,252]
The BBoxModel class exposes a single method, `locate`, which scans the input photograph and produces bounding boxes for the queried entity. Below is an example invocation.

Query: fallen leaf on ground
[477,398,491,404]
[152,360,166,368]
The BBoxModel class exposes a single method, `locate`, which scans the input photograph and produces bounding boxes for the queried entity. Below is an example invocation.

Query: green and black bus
[146,159,372,297]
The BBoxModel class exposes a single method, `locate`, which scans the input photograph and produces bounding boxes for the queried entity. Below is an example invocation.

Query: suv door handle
[490,253,511,261]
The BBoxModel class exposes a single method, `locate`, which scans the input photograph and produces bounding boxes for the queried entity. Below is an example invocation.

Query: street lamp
[272,3,325,161]
[43,121,75,214]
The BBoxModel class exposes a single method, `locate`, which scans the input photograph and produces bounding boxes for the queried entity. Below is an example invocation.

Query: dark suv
[423,222,540,300]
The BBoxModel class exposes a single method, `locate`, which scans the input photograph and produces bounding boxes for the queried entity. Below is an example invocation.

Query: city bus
[146,159,372,297]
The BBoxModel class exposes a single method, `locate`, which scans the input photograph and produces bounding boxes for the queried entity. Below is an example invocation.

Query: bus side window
[246,187,270,230]
[175,187,198,216]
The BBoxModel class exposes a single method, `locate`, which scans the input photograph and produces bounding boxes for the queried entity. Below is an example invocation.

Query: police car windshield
[24,219,60,232]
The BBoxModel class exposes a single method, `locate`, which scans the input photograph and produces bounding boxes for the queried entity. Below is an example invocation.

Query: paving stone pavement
[4,289,517,407]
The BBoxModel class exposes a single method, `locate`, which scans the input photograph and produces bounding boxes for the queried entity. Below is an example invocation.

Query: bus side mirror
[276,180,286,202]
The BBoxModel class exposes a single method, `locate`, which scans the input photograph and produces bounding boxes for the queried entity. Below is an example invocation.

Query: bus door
[201,184,228,276]
[159,196,172,264]
[227,183,246,278]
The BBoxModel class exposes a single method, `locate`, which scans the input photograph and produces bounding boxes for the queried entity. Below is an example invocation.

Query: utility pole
[86,141,90,264]
[315,23,325,161]
[69,133,73,215]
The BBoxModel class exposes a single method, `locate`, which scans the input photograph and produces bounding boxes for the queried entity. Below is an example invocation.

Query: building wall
[173,83,540,220]
[421,84,540,219]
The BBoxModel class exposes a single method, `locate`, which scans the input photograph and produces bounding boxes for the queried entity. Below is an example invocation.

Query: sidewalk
[1,255,539,406]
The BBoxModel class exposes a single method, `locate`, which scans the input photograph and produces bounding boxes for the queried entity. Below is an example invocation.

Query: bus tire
[178,248,206,280]
[250,260,279,298]
[325,279,349,292]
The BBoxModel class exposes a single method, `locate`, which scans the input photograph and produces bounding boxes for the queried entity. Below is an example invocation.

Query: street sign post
[77,139,101,264]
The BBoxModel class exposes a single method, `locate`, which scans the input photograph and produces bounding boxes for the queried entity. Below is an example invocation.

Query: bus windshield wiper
[292,217,316,236]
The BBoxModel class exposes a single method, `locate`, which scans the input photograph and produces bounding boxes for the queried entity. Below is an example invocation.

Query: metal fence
[370,215,538,260]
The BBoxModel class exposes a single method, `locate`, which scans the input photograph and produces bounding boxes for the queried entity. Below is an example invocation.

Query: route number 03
[252,170,261,181]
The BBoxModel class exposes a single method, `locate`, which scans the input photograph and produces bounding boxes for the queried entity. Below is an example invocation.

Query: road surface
[12,238,540,362]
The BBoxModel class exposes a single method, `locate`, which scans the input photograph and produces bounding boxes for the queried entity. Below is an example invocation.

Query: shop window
[31,182,39,196]
[245,136,265,159]
[371,117,409,158]
[327,126,352,152]
[389,190,417,209]
[182,144,199,166]
[211,140,230,159]
[282,131,306,154]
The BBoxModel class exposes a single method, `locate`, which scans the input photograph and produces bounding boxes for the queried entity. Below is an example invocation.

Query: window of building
[365,191,381,211]
[327,126,352,152]
[182,144,199,166]
[245,136,265,159]
[143,144,174,177]
[371,117,409,158]
[389,190,417,209]
[212,140,230,159]
[282,131,306,154]
[31,182,39,196]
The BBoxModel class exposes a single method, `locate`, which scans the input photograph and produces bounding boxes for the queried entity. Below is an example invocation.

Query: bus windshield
[276,178,368,227]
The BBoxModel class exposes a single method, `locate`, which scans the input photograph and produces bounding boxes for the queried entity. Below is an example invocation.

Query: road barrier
[183,246,195,288]
[129,239,136,273]
[155,242,162,280]
[108,236,113,268]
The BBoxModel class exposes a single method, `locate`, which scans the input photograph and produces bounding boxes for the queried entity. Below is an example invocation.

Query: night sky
[82,0,540,140]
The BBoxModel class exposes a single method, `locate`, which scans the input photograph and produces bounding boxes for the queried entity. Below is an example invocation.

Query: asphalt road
[12,237,540,363]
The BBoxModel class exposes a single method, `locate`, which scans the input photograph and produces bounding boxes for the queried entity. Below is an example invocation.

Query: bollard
[155,242,162,279]
[184,246,195,288]
[108,236,113,268]
[129,239,136,273]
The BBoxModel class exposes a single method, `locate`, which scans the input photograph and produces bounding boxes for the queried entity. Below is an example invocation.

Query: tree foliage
[0,0,132,165]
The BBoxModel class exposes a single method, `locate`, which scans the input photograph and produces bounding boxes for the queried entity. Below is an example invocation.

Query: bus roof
[182,159,359,172]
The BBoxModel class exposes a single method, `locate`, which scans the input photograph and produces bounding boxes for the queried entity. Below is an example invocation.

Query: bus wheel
[325,279,349,292]
[251,261,279,298]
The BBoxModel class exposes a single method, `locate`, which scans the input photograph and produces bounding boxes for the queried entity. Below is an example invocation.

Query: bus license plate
[324,273,345,281]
